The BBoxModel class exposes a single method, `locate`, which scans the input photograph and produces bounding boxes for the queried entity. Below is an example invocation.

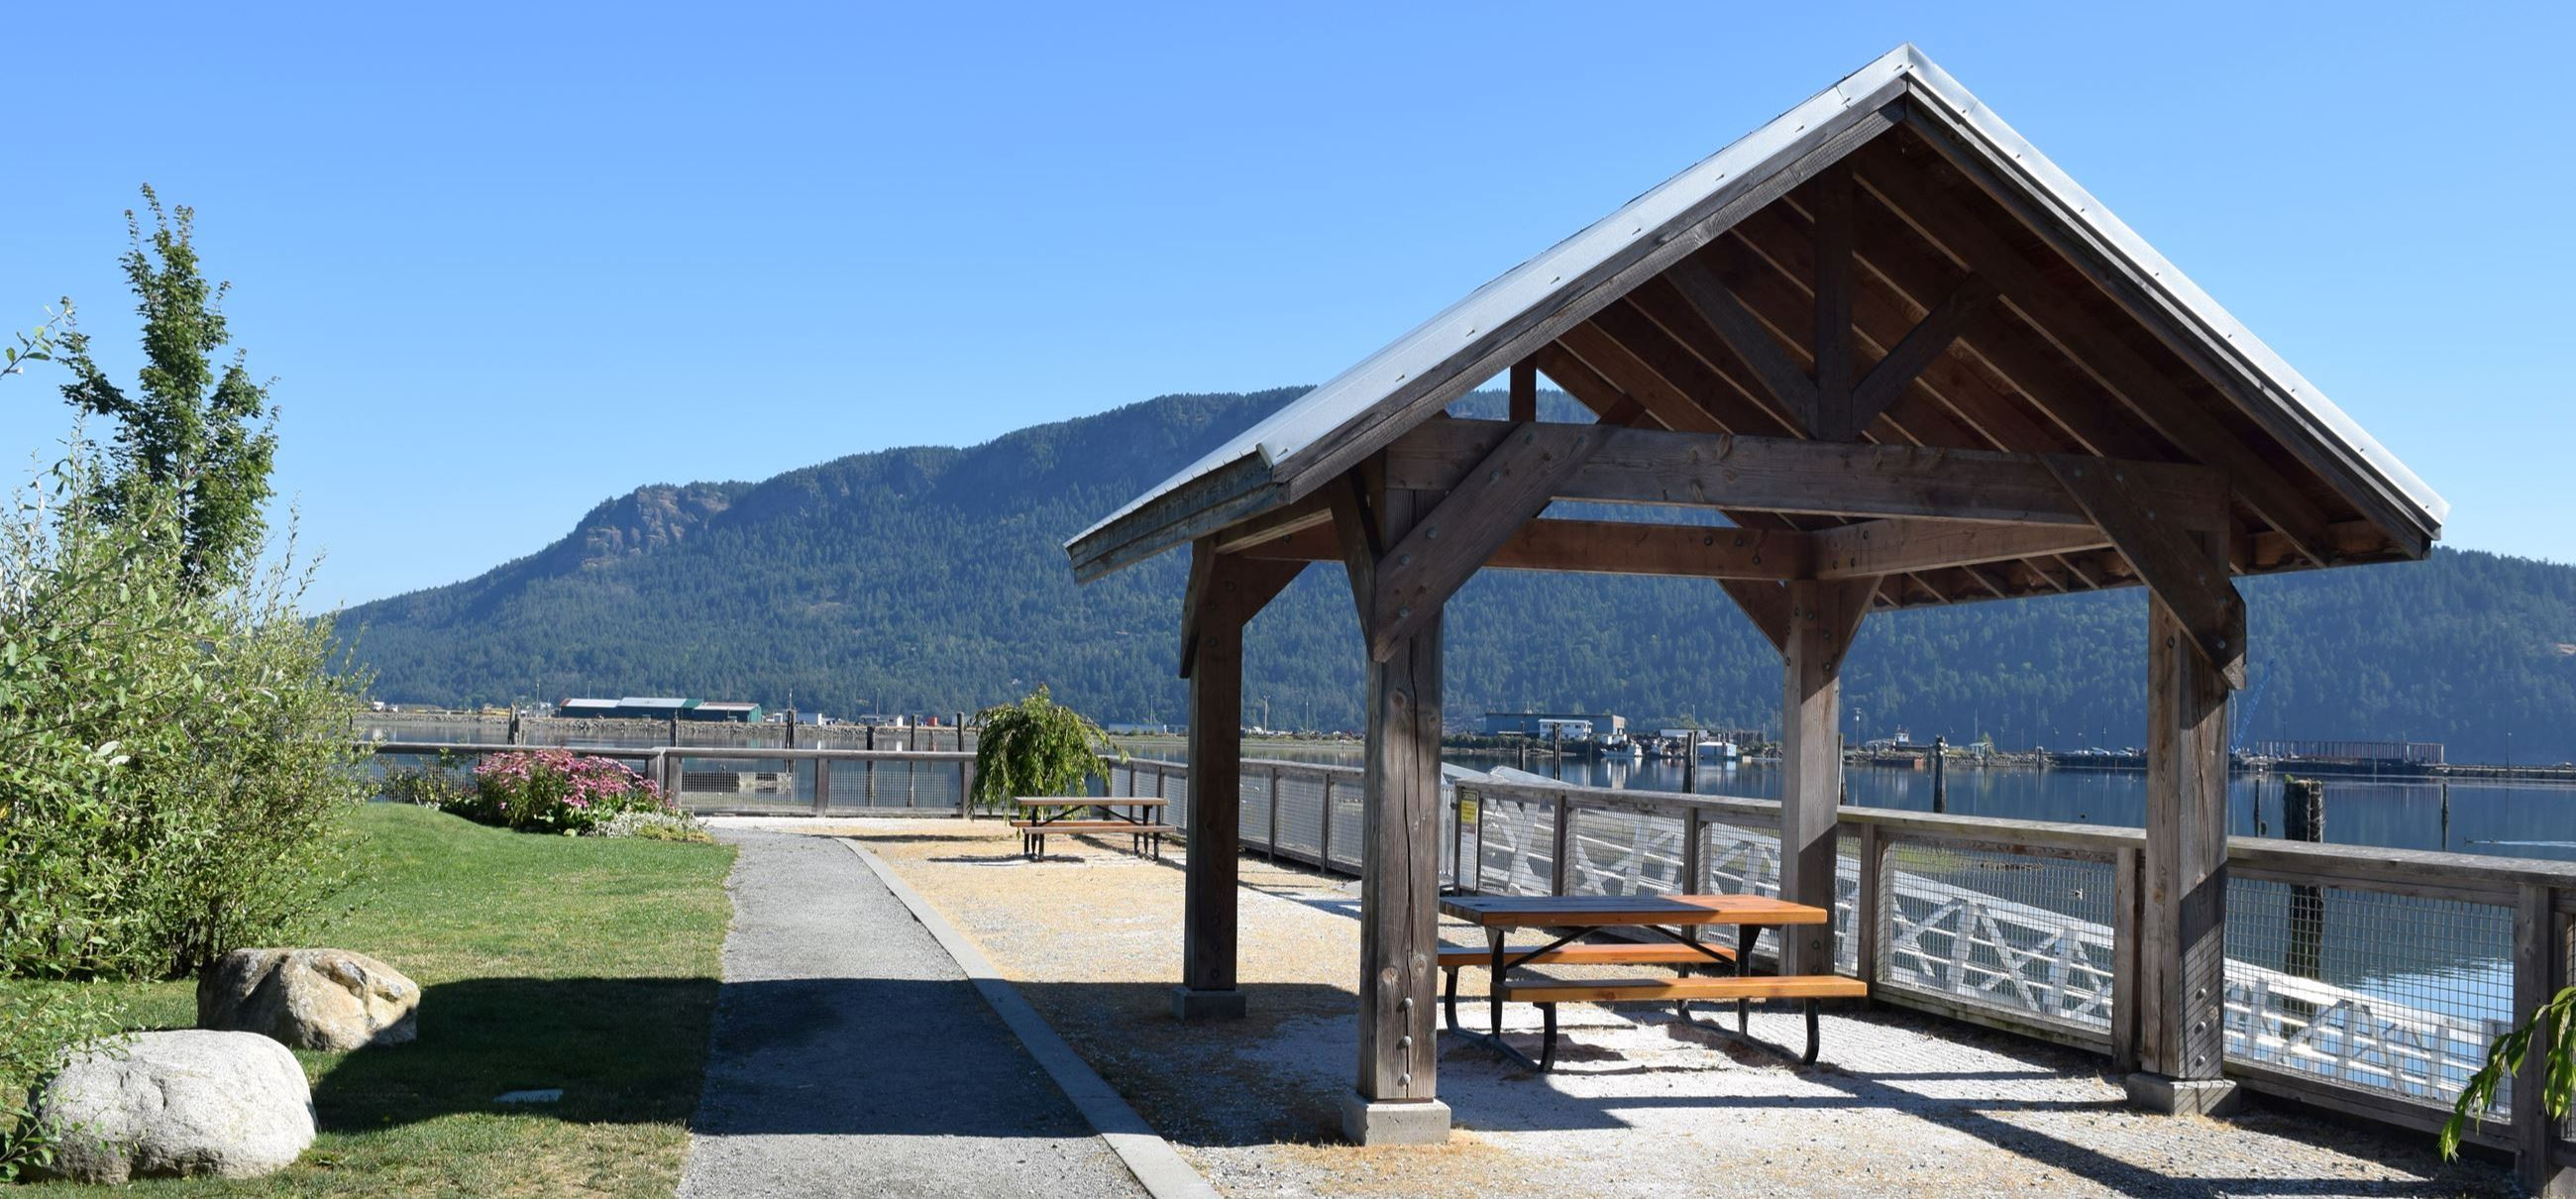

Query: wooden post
[1508,359,1538,423]
[2514,884,2573,1194]
[1318,776,1334,867]
[1855,820,1885,989]
[2126,589,2238,1114]
[2111,844,2142,1074]
[1337,478,1450,1144]
[1551,796,1574,896]
[1175,542,1301,1023]
[1266,765,1283,860]
[811,751,830,816]
[1777,579,1857,974]
[1178,558,1249,1021]
[1931,735,1948,814]
[2283,778,2325,986]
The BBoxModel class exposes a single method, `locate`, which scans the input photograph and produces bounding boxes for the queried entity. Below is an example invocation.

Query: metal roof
[1068,43,2445,576]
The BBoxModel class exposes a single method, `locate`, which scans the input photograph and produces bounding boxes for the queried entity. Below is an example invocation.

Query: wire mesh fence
[1878,841,2119,1034]
[2223,877,2513,1109]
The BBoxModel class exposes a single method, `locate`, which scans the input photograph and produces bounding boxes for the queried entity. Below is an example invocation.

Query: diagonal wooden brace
[2045,455,2246,689]
[1366,423,1604,661]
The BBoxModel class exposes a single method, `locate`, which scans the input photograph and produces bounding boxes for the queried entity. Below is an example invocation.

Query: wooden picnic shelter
[1064,45,2444,1144]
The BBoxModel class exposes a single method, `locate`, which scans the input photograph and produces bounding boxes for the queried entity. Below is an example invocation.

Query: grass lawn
[22,803,736,1196]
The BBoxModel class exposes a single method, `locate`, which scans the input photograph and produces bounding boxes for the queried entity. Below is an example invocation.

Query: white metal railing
[1116,755,2571,1167]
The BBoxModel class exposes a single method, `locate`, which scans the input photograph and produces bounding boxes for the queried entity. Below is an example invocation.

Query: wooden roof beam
[1811,518,2111,580]
[1850,143,2336,568]
[1385,418,2227,529]
[1240,517,1809,582]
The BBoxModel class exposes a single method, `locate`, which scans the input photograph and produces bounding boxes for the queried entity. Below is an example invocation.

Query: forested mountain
[342,388,2576,763]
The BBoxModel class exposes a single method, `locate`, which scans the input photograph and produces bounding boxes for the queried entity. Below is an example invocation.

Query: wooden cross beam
[1240,516,1809,581]
[1383,418,2227,529]
[1811,518,2110,580]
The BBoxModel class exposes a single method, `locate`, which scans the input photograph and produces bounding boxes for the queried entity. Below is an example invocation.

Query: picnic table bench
[1439,893,1867,1071]
[1009,797,1175,860]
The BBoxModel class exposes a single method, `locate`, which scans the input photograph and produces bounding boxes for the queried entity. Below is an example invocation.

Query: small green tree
[969,686,1119,813]
[2443,991,2576,1159]
[55,186,276,592]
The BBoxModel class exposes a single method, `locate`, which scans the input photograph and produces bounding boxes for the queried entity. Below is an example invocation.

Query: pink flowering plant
[443,749,673,834]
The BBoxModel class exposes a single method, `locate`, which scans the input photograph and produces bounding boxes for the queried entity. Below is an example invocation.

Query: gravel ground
[679,827,1144,1199]
[831,818,2519,1198]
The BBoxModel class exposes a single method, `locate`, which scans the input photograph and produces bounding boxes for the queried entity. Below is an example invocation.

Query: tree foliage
[0,444,373,981]
[2444,987,2576,1159]
[971,685,1118,810]
[55,186,277,592]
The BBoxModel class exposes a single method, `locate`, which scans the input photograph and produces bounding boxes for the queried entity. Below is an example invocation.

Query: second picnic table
[1010,797,1175,860]
[1437,892,1865,1070]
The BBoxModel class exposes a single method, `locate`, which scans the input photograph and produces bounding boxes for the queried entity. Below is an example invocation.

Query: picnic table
[1437,893,1866,1070]
[1009,797,1175,860]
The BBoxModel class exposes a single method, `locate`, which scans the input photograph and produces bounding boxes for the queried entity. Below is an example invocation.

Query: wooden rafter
[1728,210,2064,455]
[1508,360,1538,423]
[1662,257,1818,433]
[1851,143,2335,567]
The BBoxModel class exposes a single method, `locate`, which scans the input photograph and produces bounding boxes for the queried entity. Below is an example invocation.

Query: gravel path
[843,818,2519,1199]
[679,828,1145,1199]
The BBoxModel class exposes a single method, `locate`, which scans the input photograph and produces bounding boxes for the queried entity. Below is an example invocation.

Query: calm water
[1237,741,2576,866]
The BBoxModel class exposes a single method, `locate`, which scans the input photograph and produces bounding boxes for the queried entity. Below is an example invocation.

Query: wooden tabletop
[1014,797,1168,808]
[1439,893,1830,928]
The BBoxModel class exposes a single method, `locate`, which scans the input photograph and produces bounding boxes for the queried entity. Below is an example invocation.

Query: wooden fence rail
[358,740,979,818]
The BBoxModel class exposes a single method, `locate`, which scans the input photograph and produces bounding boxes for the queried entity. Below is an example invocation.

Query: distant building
[1105,721,1169,735]
[553,696,765,722]
[1481,711,1622,738]
[689,701,765,723]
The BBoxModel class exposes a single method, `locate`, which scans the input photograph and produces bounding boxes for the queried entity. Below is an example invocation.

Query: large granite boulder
[197,948,420,1051]
[34,1030,315,1183]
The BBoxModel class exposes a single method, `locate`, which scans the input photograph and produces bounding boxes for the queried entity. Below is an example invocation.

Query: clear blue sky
[4,2,2569,606]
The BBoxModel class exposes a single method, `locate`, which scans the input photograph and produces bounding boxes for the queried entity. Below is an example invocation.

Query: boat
[1698,738,1740,761]
[1597,731,1642,760]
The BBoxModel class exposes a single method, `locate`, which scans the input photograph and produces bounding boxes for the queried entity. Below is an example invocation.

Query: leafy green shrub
[0,981,122,1183]
[439,749,673,834]
[592,809,712,842]
[0,447,372,981]
[969,685,1119,813]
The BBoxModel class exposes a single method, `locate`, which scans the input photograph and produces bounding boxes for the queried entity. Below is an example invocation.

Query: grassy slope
[43,804,736,1196]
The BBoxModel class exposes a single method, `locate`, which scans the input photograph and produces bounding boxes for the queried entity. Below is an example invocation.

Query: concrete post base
[1337,1092,1451,1145]
[1170,986,1247,1022]
[2123,1072,2240,1116]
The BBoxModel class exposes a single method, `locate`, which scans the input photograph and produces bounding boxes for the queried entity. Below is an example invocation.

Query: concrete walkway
[680,828,1145,1198]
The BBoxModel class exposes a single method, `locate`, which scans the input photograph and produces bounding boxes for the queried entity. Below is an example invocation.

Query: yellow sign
[1458,798,1479,824]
